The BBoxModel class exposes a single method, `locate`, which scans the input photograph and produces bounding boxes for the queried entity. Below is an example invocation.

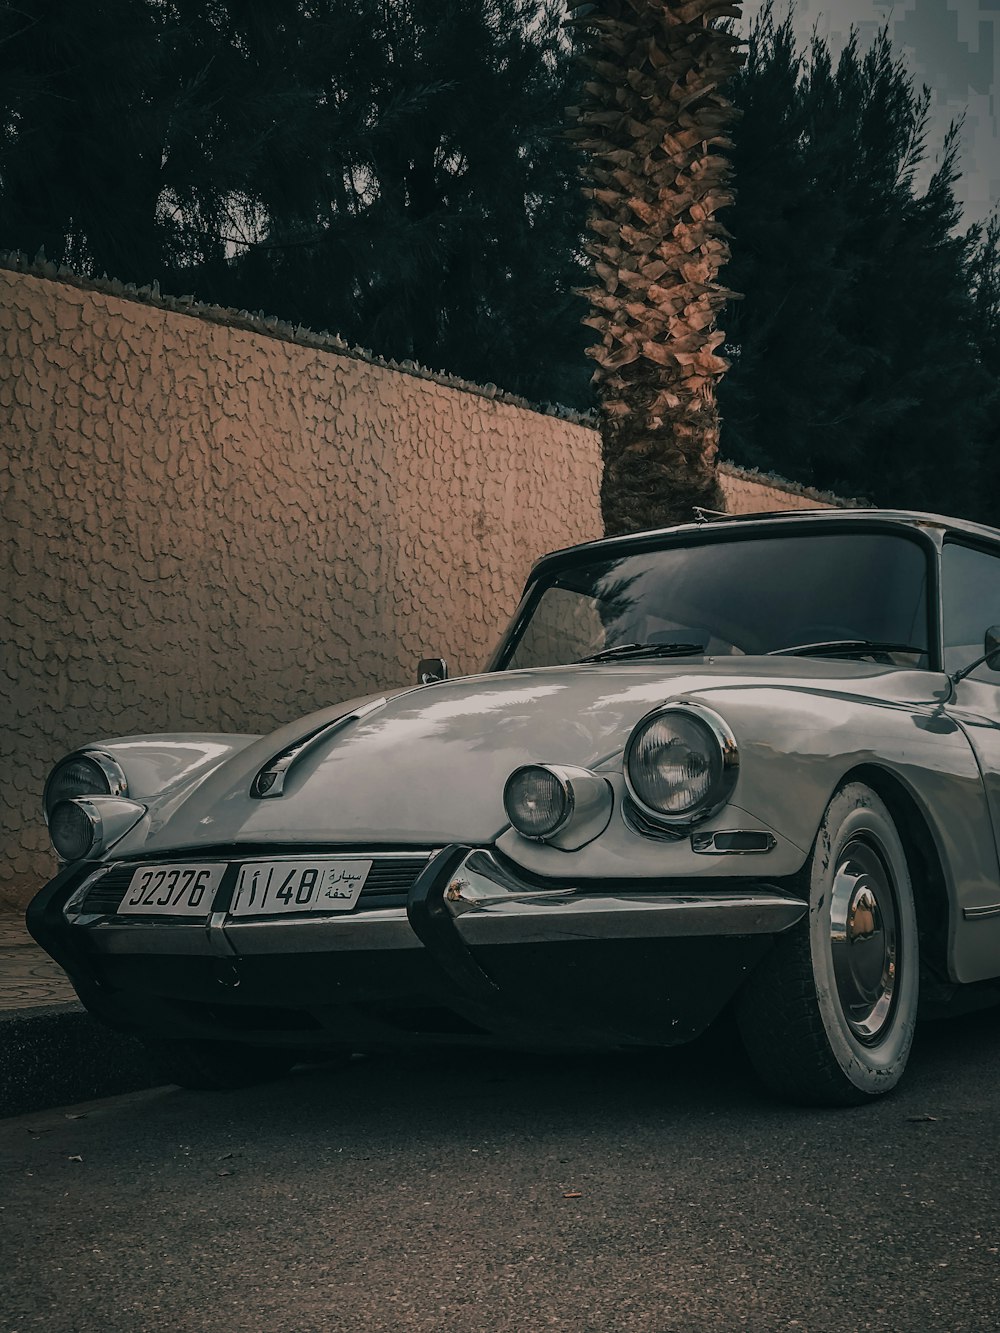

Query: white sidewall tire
[807,783,918,1096]
[737,780,919,1105]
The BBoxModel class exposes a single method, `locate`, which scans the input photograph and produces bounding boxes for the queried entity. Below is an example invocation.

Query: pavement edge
[0,1003,158,1118]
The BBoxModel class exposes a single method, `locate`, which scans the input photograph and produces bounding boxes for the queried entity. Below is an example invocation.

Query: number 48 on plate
[229,859,372,916]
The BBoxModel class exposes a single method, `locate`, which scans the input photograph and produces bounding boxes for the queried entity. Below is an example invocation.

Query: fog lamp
[503,766,571,839]
[49,800,100,862]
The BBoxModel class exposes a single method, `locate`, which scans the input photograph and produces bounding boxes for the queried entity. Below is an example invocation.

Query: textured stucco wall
[1,264,839,909]
[1,268,605,907]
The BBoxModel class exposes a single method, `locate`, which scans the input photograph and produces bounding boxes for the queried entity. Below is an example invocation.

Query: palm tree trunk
[568,0,743,535]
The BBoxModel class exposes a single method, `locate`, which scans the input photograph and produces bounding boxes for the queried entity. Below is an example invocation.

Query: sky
[739,0,1000,224]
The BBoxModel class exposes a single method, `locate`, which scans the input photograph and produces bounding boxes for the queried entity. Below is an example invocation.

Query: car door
[943,538,1000,931]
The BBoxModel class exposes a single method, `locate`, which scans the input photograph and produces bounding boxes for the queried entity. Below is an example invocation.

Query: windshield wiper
[576,641,706,664]
[767,640,925,660]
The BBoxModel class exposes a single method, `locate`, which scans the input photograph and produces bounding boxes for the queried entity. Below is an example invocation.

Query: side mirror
[417,657,448,685]
[953,625,1000,686]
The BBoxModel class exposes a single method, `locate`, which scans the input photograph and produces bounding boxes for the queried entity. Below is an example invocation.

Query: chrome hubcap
[829,837,899,1042]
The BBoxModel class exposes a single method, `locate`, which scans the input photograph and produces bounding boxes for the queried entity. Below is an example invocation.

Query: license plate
[120,863,226,916]
[229,858,372,917]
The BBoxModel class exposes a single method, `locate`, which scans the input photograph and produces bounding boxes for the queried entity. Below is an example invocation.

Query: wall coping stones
[719,460,864,509]
[0,248,858,509]
[0,248,592,426]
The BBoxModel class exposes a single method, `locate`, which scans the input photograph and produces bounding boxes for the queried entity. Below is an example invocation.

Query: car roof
[527,508,1000,585]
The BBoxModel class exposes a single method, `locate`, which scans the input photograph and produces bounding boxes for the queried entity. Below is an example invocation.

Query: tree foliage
[718,5,999,519]
[0,0,590,405]
[968,215,1000,512]
[1,0,998,522]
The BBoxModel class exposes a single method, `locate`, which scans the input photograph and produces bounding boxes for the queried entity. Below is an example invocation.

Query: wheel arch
[835,762,950,982]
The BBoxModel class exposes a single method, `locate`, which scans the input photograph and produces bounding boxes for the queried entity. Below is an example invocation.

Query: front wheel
[143,1038,297,1091]
[737,782,919,1106]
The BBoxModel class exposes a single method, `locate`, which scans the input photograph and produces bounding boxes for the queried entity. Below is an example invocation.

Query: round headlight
[49,800,100,861]
[625,704,738,825]
[504,765,572,839]
[43,751,127,825]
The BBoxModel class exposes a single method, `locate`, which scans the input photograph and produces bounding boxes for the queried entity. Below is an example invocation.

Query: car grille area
[76,852,433,917]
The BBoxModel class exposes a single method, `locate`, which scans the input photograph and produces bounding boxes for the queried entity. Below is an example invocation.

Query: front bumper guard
[406,846,806,1004]
[33,845,807,1010]
[437,847,806,943]
[39,844,807,956]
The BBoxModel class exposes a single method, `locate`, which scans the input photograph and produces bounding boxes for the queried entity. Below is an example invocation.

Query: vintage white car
[27,509,1000,1105]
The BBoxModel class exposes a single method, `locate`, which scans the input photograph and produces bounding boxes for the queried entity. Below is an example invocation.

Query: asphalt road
[2,1013,999,1333]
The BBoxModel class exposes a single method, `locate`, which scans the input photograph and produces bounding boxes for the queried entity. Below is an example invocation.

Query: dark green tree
[0,0,169,276]
[3,0,997,518]
[0,0,323,279]
[968,215,1000,519]
[0,0,590,406]
[234,0,590,404]
[717,5,993,516]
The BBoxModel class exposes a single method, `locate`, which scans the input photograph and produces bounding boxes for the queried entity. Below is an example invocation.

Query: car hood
[127,656,945,854]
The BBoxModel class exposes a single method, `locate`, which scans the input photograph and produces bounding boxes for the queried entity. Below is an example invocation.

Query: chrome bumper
[67,847,806,958]
[442,849,806,945]
[32,848,809,1049]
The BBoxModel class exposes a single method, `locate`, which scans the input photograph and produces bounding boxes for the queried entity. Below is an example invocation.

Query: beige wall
[0,263,837,908]
[719,466,839,515]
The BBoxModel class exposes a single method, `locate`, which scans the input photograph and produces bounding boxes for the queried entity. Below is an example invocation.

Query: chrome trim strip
[90,849,433,864]
[443,849,806,944]
[222,911,422,953]
[691,830,777,855]
[76,796,147,859]
[206,848,429,863]
[64,865,114,914]
[85,749,130,799]
[73,921,227,956]
[963,903,1000,920]
[454,893,807,945]
[73,910,423,954]
[251,697,387,798]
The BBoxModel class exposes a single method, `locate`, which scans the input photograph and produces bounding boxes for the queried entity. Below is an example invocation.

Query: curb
[0,1002,158,1118]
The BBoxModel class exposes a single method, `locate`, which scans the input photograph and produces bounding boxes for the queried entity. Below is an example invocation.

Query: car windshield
[495,531,931,671]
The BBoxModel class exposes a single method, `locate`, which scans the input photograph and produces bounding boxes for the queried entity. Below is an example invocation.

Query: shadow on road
[145,999,1000,1143]
[6,999,999,1333]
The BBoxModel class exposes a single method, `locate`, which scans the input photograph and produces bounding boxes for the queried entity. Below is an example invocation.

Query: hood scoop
[250,697,387,798]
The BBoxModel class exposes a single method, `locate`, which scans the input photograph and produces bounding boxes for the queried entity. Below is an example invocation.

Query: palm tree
[567,0,743,535]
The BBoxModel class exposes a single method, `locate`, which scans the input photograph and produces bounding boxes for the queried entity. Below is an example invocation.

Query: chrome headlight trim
[48,795,146,863]
[43,749,129,827]
[504,763,613,851]
[49,798,102,861]
[504,765,574,840]
[623,701,739,831]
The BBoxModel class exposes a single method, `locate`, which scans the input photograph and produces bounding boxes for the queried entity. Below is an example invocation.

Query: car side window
[942,541,1000,680]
